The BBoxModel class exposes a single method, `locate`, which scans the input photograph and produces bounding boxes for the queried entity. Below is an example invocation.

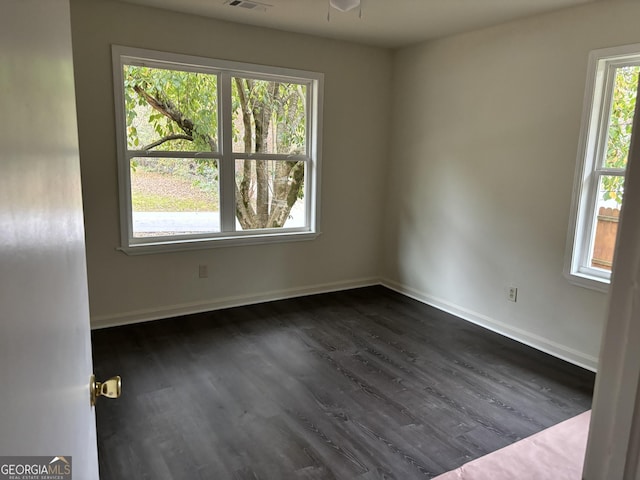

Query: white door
[0,1,100,479]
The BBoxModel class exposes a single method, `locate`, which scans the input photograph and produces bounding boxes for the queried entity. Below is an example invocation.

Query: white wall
[383,2,640,370]
[70,0,392,327]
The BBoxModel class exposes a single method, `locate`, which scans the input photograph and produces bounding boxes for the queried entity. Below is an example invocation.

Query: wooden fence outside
[591,207,620,271]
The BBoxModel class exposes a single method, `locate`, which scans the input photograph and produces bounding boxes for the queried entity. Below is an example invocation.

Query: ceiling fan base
[329,0,361,12]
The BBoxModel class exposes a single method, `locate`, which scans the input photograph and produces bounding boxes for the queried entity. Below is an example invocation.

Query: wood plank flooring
[91,286,595,479]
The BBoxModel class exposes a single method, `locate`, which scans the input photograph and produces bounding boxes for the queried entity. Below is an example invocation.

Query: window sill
[565,270,610,293]
[117,231,321,255]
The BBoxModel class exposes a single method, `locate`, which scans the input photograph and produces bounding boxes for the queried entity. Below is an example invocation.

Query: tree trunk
[267,161,304,228]
[234,78,257,229]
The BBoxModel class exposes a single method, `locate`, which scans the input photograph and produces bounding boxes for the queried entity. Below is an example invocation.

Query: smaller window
[566,44,640,290]
[112,46,323,254]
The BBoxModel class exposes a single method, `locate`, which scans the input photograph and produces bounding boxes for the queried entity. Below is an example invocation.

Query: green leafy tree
[124,66,306,229]
[124,66,219,151]
[603,66,639,205]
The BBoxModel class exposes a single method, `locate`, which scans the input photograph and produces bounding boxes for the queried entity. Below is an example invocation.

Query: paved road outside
[133,203,305,235]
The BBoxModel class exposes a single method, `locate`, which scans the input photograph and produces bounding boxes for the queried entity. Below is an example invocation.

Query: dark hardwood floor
[92,286,594,479]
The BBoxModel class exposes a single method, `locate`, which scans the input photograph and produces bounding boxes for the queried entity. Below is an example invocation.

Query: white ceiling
[118,0,598,48]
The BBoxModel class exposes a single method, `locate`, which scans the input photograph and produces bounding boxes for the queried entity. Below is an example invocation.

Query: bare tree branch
[142,134,193,151]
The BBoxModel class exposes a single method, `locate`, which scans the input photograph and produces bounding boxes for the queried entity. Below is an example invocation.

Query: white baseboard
[90,277,379,330]
[381,278,598,372]
[92,276,599,372]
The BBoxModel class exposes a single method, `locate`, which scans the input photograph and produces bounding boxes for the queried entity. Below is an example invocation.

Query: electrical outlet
[198,264,208,279]
[508,287,518,302]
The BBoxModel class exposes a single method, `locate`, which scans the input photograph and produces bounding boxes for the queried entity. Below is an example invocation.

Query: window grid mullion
[230,153,310,162]
[303,80,313,230]
[595,167,627,175]
[219,72,236,233]
[125,151,222,159]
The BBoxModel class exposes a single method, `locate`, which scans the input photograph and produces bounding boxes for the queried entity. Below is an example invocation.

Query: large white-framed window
[112,46,323,254]
[566,44,640,291]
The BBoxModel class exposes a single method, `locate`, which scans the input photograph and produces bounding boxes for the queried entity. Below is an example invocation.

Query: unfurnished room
[3,0,640,479]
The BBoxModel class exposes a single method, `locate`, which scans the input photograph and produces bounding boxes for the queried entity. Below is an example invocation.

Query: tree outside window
[112,47,323,253]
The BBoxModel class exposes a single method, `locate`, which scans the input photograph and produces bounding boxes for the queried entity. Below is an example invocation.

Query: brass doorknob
[90,375,121,406]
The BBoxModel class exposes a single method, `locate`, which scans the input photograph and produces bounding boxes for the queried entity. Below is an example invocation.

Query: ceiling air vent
[224,0,271,11]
